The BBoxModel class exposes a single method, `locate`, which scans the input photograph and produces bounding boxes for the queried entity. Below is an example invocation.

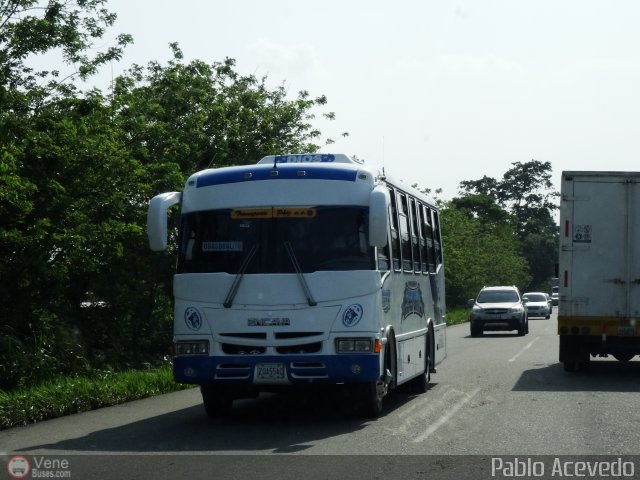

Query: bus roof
[257,154,358,165]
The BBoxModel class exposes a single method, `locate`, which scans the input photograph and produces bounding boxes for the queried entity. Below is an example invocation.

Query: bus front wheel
[201,385,233,418]
[354,381,384,418]
[353,347,392,418]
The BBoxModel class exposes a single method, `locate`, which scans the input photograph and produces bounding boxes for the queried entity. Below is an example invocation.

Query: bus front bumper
[173,354,380,385]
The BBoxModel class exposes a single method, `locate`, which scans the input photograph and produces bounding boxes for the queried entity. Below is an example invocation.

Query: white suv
[468,286,529,337]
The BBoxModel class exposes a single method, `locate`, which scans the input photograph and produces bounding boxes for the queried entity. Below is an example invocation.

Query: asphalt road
[3,311,640,479]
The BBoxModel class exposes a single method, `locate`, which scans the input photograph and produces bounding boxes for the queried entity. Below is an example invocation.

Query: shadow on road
[18,386,424,454]
[512,360,640,393]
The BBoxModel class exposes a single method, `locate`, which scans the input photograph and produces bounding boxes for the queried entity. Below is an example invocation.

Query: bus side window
[388,186,401,271]
[423,205,436,273]
[410,198,421,273]
[397,192,412,272]
[418,203,428,273]
[432,210,443,267]
[378,207,391,272]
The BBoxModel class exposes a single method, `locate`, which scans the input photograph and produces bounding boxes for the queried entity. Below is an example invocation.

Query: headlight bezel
[335,337,373,354]
[175,340,209,356]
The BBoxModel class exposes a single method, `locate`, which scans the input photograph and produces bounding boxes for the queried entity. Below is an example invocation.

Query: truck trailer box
[558,171,640,371]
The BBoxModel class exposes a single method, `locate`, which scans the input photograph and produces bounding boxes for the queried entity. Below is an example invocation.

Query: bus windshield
[177,206,374,274]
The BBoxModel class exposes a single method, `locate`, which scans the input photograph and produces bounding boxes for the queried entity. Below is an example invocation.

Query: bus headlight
[335,338,373,353]
[175,341,209,355]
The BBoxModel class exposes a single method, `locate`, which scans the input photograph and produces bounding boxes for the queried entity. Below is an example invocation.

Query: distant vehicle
[544,293,553,312]
[559,171,640,371]
[522,292,551,319]
[551,286,559,306]
[468,286,528,337]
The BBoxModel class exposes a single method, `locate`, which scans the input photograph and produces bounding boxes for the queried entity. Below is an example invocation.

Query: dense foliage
[440,159,559,305]
[0,1,336,390]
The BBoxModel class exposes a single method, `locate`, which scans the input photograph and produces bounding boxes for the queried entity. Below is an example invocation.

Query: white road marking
[508,336,540,362]
[413,387,481,442]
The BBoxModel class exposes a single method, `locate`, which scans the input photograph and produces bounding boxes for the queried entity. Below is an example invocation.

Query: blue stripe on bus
[173,354,380,385]
[196,166,358,188]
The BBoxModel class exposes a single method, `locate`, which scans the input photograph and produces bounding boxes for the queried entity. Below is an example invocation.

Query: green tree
[112,43,335,177]
[440,203,531,307]
[0,0,131,389]
[1,10,339,389]
[0,0,131,90]
[460,160,558,232]
[459,160,559,290]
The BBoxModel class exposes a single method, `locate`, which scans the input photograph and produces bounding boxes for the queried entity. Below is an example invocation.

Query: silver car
[551,286,559,306]
[468,286,529,337]
[523,292,551,319]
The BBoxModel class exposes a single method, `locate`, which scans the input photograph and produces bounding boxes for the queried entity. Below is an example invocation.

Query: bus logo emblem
[401,281,425,320]
[381,289,391,313]
[185,307,202,331]
[343,304,363,327]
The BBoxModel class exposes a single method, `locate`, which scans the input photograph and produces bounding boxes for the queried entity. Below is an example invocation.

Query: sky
[91,0,640,200]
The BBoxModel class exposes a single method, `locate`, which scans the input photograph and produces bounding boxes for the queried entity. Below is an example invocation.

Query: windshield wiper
[223,243,259,308]
[284,241,317,307]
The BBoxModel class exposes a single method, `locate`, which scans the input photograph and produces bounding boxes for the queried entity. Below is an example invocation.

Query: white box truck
[558,171,640,371]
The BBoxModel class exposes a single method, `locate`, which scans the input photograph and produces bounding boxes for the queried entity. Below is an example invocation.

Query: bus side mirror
[369,186,389,248]
[147,192,181,251]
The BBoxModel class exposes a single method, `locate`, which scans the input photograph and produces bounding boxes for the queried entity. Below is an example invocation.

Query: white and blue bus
[147,153,446,417]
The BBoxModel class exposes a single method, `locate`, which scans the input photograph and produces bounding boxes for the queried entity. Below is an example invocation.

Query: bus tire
[201,385,233,418]
[350,382,384,418]
[353,339,392,418]
[385,330,398,390]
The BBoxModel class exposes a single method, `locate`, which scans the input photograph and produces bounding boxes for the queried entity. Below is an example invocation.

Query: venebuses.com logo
[6,456,30,479]
[5,455,72,478]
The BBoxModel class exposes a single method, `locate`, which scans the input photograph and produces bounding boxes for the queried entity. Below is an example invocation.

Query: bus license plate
[256,363,285,380]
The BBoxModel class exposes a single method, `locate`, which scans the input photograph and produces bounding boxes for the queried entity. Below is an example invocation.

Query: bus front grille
[276,342,322,354]
[221,344,267,355]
